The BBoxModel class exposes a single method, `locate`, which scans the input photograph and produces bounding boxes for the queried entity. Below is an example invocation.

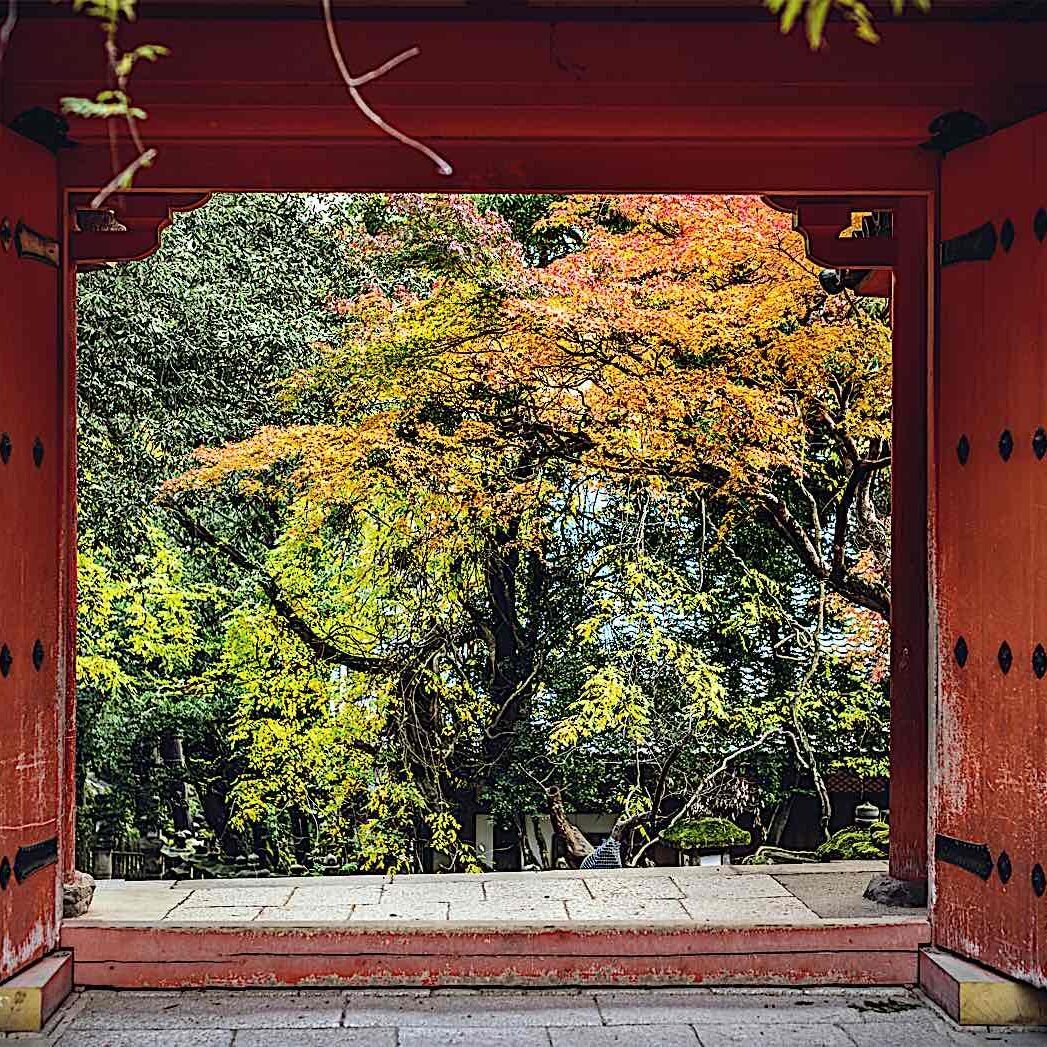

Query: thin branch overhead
[321,0,453,177]
[0,0,16,72]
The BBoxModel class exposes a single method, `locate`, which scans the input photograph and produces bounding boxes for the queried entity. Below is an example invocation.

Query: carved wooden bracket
[70,192,212,267]
[762,195,896,298]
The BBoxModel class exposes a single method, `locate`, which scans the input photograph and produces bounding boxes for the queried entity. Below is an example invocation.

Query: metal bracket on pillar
[70,192,212,267]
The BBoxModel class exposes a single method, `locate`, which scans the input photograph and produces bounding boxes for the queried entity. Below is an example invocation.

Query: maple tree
[160,193,891,871]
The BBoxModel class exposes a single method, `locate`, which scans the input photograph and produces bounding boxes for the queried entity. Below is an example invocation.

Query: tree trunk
[547,787,593,867]
[159,732,192,833]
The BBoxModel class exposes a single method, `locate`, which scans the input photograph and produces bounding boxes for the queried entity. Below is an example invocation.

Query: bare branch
[321,0,452,176]
[166,503,390,674]
[628,728,779,867]
[0,0,16,72]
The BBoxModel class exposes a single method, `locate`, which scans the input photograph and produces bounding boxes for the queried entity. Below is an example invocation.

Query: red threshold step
[61,920,930,990]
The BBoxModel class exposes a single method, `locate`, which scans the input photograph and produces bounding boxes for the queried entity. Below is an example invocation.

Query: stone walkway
[74,861,922,926]
[13,986,1047,1046]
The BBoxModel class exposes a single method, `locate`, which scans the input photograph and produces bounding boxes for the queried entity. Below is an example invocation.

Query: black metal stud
[0,856,10,890]
[1034,645,1046,679]
[1001,219,1016,252]
[955,636,969,668]
[0,645,11,678]
[1000,430,1014,461]
[1037,209,1047,244]
[32,438,43,468]
[0,433,10,465]
[1035,428,1047,461]
[32,639,44,671]
[998,851,1013,884]
[999,641,1013,674]
[957,435,971,465]
[1034,864,1046,898]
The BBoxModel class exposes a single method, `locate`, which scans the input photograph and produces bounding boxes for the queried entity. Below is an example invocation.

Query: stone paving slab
[75,886,191,922]
[170,906,264,921]
[696,1024,855,1046]
[581,875,684,901]
[66,862,930,931]
[21,987,1047,1047]
[671,873,791,899]
[234,1032,394,1046]
[341,989,604,1027]
[348,900,450,921]
[381,880,486,904]
[680,895,822,924]
[72,990,345,1030]
[595,988,880,1025]
[448,900,571,922]
[777,871,907,920]
[56,1033,234,1047]
[484,879,594,902]
[550,1027,699,1045]
[399,1030,552,1046]
[565,898,692,920]
[288,884,384,906]
[177,888,293,907]
[256,906,353,922]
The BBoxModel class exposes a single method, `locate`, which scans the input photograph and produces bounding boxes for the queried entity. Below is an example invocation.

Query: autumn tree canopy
[152,193,891,872]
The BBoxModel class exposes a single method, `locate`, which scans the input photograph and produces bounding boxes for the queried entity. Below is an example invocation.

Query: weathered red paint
[889,196,932,884]
[934,111,1047,987]
[61,920,930,989]
[0,127,63,982]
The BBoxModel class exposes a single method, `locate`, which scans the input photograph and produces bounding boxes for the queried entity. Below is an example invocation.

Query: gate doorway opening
[57,189,930,988]
[74,192,897,882]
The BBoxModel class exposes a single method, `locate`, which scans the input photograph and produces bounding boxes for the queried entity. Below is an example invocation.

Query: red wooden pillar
[59,209,78,887]
[888,196,932,884]
[764,196,931,885]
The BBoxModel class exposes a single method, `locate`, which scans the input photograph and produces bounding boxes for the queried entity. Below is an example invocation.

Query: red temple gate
[935,110,1047,988]
[1,0,1047,1004]
[0,128,65,983]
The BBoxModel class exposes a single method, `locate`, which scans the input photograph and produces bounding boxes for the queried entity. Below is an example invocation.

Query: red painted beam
[7,19,1047,152]
[61,920,931,989]
[57,141,937,195]
[792,200,897,269]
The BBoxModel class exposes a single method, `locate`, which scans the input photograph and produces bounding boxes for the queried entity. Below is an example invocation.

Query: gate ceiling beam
[9,19,1047,168]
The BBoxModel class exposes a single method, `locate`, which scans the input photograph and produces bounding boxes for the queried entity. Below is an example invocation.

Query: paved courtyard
[11,986,1047,1046]
[73,861,921,926]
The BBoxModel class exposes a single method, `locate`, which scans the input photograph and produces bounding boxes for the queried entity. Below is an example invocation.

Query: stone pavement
[10,986,1047,1046]
[72,861,924,926]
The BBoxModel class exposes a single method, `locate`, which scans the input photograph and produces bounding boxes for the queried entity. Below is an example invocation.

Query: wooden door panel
[0,128,62,982]
[936,112,1047,985]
